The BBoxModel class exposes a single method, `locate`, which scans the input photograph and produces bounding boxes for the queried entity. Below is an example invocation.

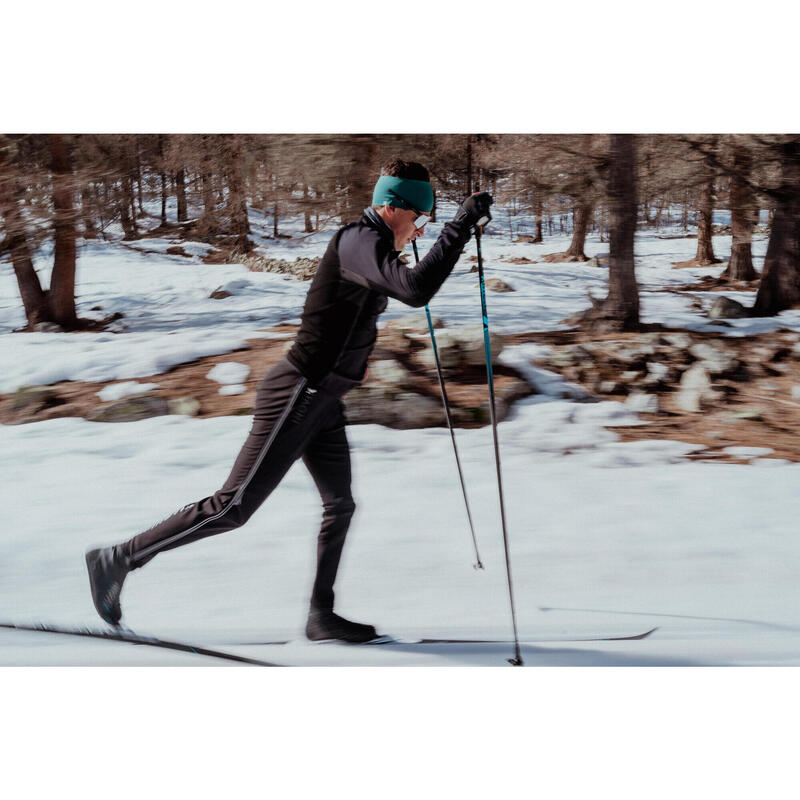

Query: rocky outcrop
[530,329,800,415]
[341,321,534,429]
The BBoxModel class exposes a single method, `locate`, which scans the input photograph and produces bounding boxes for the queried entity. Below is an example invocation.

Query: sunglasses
[411,211,431,230]
[391,192,432,229]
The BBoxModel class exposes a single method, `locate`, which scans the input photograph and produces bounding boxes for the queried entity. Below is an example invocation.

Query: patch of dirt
[0,326,299,425]
[672,258,724,269]
[664,275,760,293]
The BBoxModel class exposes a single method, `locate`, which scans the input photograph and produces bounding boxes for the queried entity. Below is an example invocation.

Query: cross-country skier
[85,159,493,643]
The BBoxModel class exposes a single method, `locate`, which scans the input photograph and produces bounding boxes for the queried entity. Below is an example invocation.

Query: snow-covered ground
[2,202,800,666]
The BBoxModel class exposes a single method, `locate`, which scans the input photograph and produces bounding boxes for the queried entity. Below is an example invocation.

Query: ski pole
[412,239,483,570]
[473,223,523,667]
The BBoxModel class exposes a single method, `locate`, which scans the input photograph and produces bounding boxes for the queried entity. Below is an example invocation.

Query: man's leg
[302,410,355,612]
[86,360,324,625]
[125,363,313,567]
[302,405,378,642]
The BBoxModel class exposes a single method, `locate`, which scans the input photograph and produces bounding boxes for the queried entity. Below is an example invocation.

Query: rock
[625,392,659,413]
[496,377,535,405]
[416,330,462,370]
[675,364,720,412]
[485,278,515,293]
[643,361,677,386]
[168,397,201,416]
[342,390,443,429]
[546,345,593,368]
[385,313,442,332]
[596,380,625,395]
[733,408,764,421]
[662,333,693,349]
[446,325,504,368]
[605,343,656,367]
[378,327,414,353]
[749,345,788,363]
[11,385,60,411]
[709,296,750,319]
[209,287,232,299]
[689,342,739,376]
[367,359,413,389]
[87,395,170,422]
[239,253,319,281]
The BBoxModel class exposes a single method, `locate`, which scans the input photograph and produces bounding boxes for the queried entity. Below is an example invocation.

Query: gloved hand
[452,191,493,229]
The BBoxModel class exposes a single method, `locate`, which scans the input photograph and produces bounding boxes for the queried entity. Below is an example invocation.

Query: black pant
[122,359,355,611]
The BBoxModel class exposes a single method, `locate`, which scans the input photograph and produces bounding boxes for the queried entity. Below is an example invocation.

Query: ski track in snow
[2,202,800,665]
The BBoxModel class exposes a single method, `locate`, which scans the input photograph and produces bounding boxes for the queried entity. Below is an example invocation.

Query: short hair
[379,160,430,182]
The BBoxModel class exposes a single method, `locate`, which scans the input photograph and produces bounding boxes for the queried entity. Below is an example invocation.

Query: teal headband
[371,175,434,213]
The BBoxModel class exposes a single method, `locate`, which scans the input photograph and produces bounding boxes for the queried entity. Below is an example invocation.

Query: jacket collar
[363,206,395,244]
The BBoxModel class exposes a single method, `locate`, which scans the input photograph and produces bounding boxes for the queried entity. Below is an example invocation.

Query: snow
[205,361,251,384]
[2,203,800,668]
[97,381,160,401]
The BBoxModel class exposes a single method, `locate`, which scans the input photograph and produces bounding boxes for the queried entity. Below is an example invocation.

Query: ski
[228,626,659,647]
[0,621,282,667]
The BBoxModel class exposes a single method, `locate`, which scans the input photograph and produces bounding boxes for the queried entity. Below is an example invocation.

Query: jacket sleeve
[337,221,471,308]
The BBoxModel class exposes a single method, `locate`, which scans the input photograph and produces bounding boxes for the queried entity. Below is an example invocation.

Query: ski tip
[629,626,659,640]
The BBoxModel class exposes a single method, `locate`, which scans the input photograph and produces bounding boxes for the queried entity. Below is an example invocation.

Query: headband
[371,175,434,213]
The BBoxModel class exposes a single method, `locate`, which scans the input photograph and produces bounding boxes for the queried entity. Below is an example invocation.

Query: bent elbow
[405,292,433,308]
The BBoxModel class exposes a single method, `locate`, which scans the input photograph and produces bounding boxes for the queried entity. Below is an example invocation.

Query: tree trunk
[465,135,473,196]
[160,171,167,226]
[176,167,187,222]
[127,175,137,233]
[564,201,592,259]
[0,149,50,326]
[583,134,640,331]
[695,162,720,264]
[49,134,80,328]
[157,134,167,226]
[226,137,251,251]
[118,181,137,240]
[80,185,97,239]
[302,182,313,232]
[723,143,758,281]
[753,138,800,316]
[533,198,543,243]
[135,140,144,215]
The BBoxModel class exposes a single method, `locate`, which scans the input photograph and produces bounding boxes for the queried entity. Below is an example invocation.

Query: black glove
[452,191,493,229]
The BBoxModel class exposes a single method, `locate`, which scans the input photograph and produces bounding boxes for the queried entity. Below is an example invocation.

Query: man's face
[384,206,429,251]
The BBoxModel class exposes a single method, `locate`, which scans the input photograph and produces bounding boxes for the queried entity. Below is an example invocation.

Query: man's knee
[324,495,356,520]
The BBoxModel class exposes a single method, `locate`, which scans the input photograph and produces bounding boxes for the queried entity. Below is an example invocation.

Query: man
[86,159,492,643]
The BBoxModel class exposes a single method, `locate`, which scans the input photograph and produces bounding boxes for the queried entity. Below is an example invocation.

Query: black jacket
[286,208,470,394]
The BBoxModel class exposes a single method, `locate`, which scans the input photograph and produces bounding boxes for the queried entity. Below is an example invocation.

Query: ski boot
[305,608,379,643]
[85,545,131,626]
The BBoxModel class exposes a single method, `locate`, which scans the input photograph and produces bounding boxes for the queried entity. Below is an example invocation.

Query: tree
[753,136,800,315]
[48,134,79,327]
[581,134,640,331]
[0,134,94,330]
[723,136,758,281]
